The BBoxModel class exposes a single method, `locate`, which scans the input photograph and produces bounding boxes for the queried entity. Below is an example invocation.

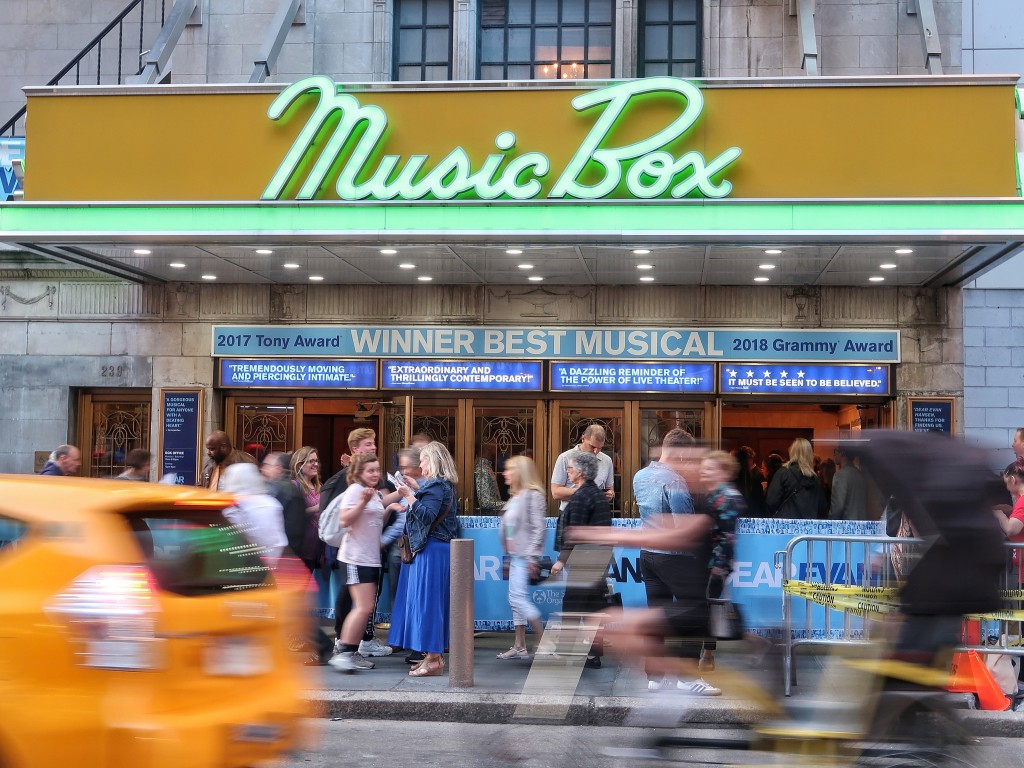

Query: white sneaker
[647,679,667,691]
[328,651,375,672]
[677,678,721,696]
[358,638,394,657]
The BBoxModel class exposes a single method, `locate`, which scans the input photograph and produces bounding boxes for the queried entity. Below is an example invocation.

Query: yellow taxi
[0,475,312,768]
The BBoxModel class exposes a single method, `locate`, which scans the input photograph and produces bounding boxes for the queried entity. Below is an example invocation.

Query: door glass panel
[559,407,624,514]
[473,406,535,514]
[234,404,294,462]
[411,404,457,464]
[88,399,151,478]
[638,407,704,468]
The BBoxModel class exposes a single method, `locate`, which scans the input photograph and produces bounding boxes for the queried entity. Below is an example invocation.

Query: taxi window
[0,516,29,557]
[126,511,271,596]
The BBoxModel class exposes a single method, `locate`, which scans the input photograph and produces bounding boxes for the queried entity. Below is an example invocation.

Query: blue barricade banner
[316,516,884,638]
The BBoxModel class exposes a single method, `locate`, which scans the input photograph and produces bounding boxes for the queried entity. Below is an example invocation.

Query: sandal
[408,656,446,677]
[496,646,529,660]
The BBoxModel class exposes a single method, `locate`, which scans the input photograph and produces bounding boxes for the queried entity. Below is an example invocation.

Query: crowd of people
[33,425,1024,689]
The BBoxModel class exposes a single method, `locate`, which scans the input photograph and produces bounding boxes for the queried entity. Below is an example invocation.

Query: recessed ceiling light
[632,249,651,255]
[380,248,398,255]
[133,248,151,255]
[764,249,783,255]
[894,248,914,255]
[169,262,186,268]
[518,263,534,270]
[309,275,324,281]
[869,276,885,282]
[283,263,300,269]
[639,276,655,282]
[880,263,897,269]
[759,263,776,270]
[505,248,523,255]
[255,248,273,255]
[201,274,217,280]
[754,276,770,282]
[528,275,544,281]
[636,264,653,270]
[417,275,433,281]
[399,263,416,269]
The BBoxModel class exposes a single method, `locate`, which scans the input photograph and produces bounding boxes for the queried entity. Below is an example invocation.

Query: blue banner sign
[382,360,542,391]
[0,138,24,202]
[326,517,884,636]
[160,390,202,485]
[213,326,901,363]
[551,362,715,393]
[720,364,890,396]
[219,358,377,389]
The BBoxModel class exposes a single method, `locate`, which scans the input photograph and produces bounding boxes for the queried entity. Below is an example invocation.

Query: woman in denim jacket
[391,441,462,677]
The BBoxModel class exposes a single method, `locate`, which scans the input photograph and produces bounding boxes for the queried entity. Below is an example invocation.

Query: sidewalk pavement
[306,633,1024,736]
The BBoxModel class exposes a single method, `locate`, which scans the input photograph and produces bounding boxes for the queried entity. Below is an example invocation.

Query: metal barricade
[776,534,1024,697]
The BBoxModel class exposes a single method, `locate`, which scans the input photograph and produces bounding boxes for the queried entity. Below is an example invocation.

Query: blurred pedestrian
[328,454,402,672]
[39,444,81,476]
[496,455,546,659]
[765,438,827,519]
[200,431,256,490]
[222,463,288,560]
[116,449,151,481]
[261,451,334,666]
[633,429,695,688]
[391,442,462,677]
[697,450,745,675]
[551,450,611,669]
[567,451,739,695]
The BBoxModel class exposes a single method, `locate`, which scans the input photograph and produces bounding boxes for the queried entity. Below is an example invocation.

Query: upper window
[639,0,701,77]
[479,0,614,81]
[394,0,454,81]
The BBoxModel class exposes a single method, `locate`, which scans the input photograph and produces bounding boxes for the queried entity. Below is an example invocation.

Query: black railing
[1,0,166,138]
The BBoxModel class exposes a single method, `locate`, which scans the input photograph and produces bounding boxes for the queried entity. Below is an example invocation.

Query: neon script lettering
[262,76,741,202]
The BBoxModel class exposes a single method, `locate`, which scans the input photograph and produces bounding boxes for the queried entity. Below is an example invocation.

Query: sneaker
[647,679,667,691]
[328,651,375,672]
[584,655,602,669]
[359,638,394,657]
[496,646,529,660]
[333,639,343,655]
[677,678,721,696]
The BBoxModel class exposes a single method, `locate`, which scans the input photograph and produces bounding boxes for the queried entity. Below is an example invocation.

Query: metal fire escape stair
[1,0,169,137]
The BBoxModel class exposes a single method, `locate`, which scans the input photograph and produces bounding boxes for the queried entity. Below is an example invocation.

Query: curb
[309,691,1024,737]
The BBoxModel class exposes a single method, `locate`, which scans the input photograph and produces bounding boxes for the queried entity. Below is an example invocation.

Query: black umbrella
[840,430,1007,616]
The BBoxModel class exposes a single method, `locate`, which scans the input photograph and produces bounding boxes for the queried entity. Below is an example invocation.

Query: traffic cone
[968,650,1011,711]
[947,652,974,693]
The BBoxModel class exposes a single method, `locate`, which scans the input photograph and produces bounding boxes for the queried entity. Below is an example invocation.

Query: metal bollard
[449,538,474,687]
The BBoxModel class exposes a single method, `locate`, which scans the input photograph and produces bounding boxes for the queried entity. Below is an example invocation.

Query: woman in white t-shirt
[328,453,401,672]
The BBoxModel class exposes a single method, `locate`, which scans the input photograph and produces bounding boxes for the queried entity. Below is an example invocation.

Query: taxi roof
[0,474,232,524]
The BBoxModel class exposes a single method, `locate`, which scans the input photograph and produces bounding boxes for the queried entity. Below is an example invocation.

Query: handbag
[707,575,744,641]
[398,490,454,565]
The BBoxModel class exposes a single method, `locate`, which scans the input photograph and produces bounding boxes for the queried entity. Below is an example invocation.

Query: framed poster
[908,397,955,434]
[160,389,204,484]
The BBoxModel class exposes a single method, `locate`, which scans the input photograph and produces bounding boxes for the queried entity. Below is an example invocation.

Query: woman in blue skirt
[392,441,462,677]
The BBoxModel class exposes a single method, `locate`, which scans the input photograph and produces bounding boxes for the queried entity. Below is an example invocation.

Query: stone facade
[0,0,967,127]
[0,279,960,473]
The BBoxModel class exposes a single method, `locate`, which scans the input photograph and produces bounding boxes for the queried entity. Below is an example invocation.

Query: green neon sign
[262,76,741,203]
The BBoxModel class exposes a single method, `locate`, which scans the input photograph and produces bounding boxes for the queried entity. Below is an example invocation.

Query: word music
[263,76,741,202]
